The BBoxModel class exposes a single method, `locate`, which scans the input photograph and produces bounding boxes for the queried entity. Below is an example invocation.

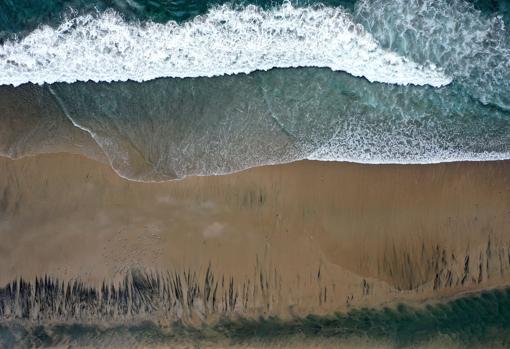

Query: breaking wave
[0,3,450,87]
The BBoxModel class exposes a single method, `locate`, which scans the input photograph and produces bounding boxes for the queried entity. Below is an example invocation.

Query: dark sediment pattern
[0,268,243,322]
[1,271,510,348]
[2,238,510,324]
[375,236,510,291]
[3,233,510,322]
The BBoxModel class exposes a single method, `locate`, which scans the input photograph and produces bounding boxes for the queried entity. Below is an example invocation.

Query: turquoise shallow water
[2,67,509,180]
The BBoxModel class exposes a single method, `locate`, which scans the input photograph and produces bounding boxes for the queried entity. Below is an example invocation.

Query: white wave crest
[0,2,451,87]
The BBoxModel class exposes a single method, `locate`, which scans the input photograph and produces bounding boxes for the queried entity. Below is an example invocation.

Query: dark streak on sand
[1,271,510,348]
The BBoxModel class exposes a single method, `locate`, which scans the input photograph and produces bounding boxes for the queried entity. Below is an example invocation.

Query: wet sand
[0,153,509,320]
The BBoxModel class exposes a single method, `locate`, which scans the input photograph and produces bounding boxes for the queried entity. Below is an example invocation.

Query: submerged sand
[0,153,509,320]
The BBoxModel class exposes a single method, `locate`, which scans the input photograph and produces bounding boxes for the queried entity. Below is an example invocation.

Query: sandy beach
[0,153,509,321]
[2,1,510,346]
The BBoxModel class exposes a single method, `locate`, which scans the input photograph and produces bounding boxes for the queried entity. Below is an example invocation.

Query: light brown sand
[0,153,509,317]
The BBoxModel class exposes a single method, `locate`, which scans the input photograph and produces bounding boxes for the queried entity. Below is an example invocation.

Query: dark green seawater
[1,0,509,40]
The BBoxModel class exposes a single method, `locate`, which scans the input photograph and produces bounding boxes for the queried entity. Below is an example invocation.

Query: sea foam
[0,3,451,87]
[355,0,510,110]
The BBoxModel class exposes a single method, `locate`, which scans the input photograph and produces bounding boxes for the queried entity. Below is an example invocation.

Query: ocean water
[1,1,510,347]
[0,0,509,180]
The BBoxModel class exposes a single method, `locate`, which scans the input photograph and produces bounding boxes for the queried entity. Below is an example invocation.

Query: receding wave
[1,67,509,181]
[0,3,451,87]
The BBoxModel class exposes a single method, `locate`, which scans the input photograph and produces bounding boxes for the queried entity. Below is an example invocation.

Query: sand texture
[0,154,509,322]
